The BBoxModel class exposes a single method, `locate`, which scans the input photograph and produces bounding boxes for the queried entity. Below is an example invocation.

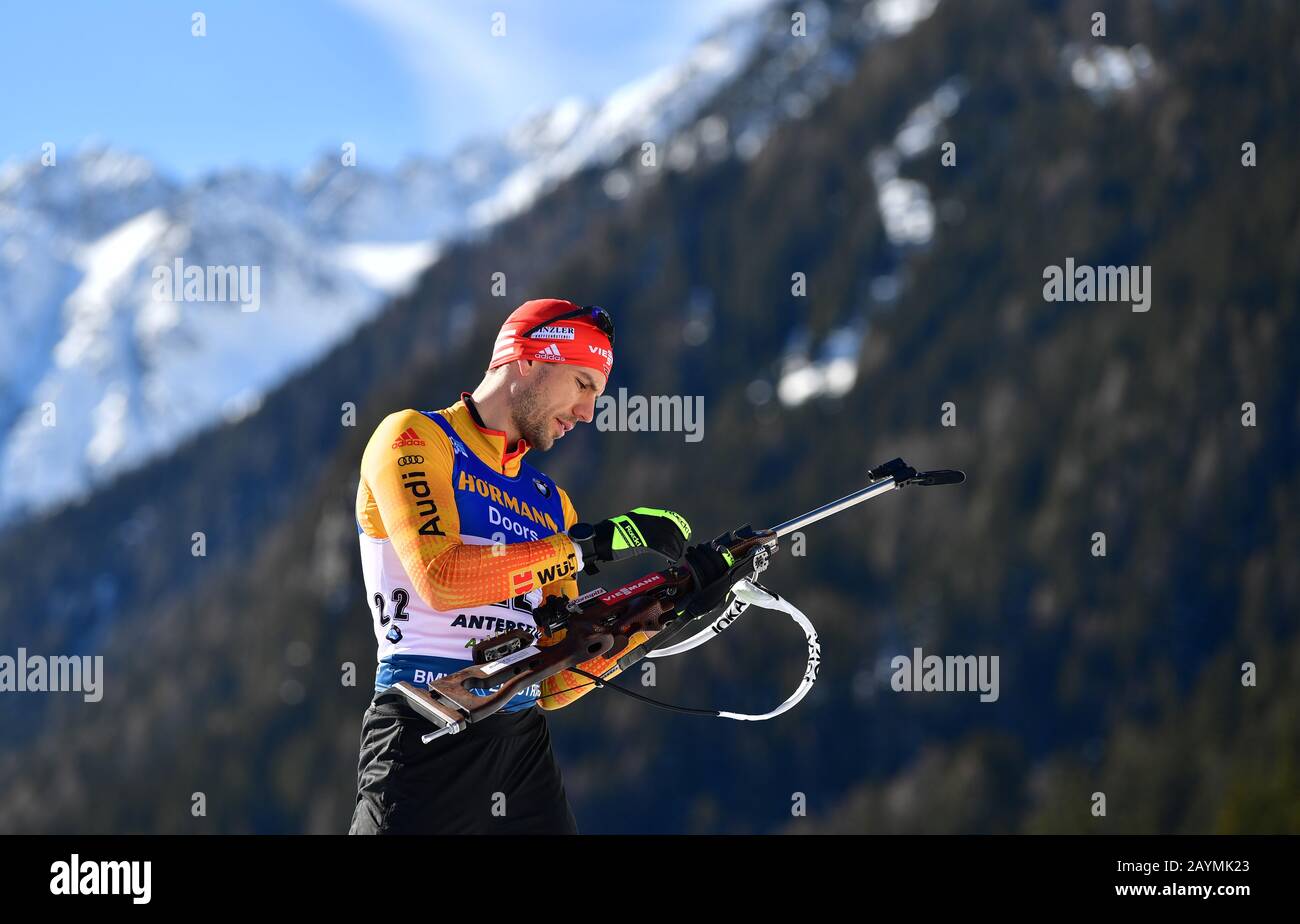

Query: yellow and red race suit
[356,393,644,711]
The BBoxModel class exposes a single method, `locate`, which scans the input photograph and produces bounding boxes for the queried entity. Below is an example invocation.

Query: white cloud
[335,0,563,140]
[336,0,777,147]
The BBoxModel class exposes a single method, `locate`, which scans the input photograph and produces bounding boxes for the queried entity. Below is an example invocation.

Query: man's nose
[572,396,595,424]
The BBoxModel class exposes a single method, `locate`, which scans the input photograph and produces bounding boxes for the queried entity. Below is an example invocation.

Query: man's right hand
[674,542,735,620]
[569,507,692,565]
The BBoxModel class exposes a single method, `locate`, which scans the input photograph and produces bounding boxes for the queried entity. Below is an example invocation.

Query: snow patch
[867,77,966,247]
[1063,44,1155,100]
[468,14,768,227]
[864,0,940,37]
[334,241,439,295]
[778,324,866,407]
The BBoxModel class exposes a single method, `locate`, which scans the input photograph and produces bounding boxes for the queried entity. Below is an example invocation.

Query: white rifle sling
[646,578,820,721]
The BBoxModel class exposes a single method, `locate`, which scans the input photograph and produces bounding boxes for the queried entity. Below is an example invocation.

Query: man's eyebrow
[576,370,602,394]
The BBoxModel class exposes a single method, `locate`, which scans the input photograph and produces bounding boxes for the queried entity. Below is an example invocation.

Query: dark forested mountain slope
[1,0,1295,833]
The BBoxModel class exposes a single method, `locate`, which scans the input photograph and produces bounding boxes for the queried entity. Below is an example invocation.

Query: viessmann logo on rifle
[599,573,666,604]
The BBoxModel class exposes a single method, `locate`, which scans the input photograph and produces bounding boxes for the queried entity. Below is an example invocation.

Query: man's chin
[524,427,555,452]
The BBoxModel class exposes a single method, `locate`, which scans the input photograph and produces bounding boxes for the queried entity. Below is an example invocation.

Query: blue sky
[0,0,766,179]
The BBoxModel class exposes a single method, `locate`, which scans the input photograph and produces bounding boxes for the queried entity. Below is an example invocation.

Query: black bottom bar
[6,834,1288,910]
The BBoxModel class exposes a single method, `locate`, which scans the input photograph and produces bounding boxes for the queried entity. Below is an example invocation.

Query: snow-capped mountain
[0,148,443,524]
[0,0,933,527]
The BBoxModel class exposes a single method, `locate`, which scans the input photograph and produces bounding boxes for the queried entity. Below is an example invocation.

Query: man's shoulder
[363,408,456,460]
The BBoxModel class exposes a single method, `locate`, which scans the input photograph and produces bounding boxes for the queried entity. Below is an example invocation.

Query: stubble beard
[511,369,556,451]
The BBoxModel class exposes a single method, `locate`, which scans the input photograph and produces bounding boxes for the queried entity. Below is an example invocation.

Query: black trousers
[348,692,579,835]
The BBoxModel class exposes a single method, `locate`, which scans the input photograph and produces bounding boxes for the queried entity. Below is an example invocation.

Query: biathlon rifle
[394,457,964,742]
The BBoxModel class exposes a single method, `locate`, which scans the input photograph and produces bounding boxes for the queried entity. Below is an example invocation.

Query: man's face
[510,361,607,451]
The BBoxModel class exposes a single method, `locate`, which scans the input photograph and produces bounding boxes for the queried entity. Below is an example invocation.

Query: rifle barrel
[770,477,899,539]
